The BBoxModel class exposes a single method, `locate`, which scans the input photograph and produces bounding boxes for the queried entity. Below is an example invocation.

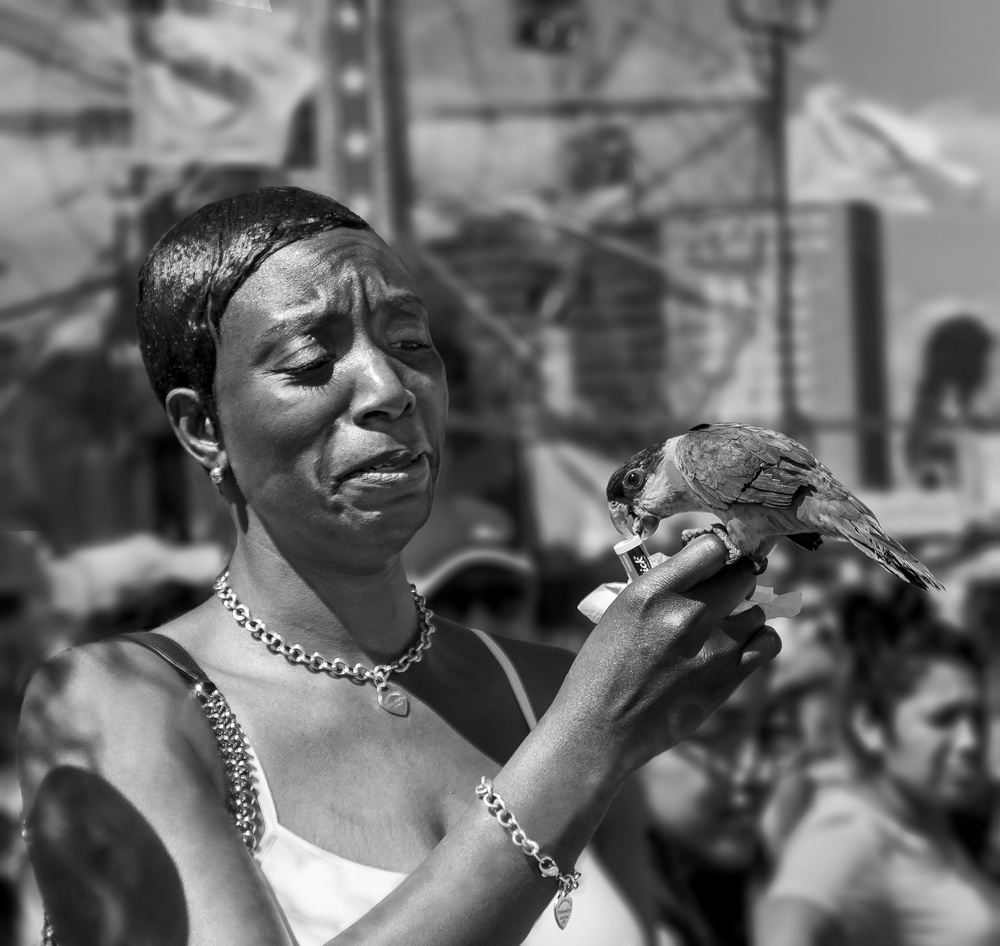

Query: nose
[954,715,982,758]
[730,738,771,808]
[348,341,416,424]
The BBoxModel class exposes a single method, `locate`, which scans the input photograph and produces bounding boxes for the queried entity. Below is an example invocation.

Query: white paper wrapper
[577,580,803,625]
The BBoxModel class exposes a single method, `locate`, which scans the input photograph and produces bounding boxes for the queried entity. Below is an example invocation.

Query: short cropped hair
[838,588,982,760]
[136,186,372,411]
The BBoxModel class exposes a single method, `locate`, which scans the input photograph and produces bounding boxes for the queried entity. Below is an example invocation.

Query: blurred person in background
[401,492,537,643]
[755,593,1000,946]
[0,532,55,946]
[640,666,774,946]
[758,587,847,860]
[904,313,995,490]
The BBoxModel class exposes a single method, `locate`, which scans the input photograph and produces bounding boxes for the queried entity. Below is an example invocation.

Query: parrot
[606,422,944,591]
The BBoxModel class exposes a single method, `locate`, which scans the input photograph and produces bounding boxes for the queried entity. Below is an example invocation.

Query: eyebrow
[258,312,328,346]
[257,290,425,346]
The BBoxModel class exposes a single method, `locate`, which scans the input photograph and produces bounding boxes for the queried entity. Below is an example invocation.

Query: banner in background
[133,12,316,167]
[790,83,982,213]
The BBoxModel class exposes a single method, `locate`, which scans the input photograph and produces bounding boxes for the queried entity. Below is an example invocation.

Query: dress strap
[469,628,538,729]
[115,630,263,852]
[117,631,212,685]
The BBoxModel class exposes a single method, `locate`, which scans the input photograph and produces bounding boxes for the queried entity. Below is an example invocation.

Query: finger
[644,533,731,595]
[684,559,758,622]
[738,625,782,673]
[718,605,766,648]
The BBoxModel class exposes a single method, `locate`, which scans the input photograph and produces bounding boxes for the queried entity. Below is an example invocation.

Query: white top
[764,784,1000,946]
[246,628,649,946]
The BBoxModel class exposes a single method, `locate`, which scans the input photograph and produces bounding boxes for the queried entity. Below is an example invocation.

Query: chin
[686,824,760,871]
[940,780,987,812]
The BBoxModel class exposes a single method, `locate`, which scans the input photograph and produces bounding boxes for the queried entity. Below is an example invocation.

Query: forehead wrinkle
[331,254,422,315]
[235,231,423,350]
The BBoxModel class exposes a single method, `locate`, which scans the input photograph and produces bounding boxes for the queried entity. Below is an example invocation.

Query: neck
[223,533,423,666]
[854,772,950,839]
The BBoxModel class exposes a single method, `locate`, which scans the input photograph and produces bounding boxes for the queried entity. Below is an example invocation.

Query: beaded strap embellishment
[194,679,261,851]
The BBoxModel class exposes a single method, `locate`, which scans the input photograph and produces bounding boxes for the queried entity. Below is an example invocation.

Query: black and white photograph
[2,2,1000,944]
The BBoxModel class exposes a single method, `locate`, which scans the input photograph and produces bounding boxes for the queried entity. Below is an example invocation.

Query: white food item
[577,571,803,625]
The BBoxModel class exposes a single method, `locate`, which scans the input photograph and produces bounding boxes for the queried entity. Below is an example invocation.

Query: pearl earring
[210,466,225,485]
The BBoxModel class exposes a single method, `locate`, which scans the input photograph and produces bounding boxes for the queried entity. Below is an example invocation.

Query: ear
[849,704,888,758]
[165,388,224,474]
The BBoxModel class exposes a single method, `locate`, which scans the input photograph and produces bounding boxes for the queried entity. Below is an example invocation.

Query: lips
[338,448,427,481]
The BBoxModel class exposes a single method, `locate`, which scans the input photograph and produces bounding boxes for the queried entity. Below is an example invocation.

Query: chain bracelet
[475,777,581,901]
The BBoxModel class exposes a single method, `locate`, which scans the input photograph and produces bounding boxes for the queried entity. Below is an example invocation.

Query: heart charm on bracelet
[378,688,409,716]
[554,895,573,929]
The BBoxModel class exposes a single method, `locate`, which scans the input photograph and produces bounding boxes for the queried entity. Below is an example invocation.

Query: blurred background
[3,1,1000,943]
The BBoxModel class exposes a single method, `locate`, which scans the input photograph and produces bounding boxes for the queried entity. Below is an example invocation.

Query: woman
[642,667,773,946]
[755,596,1000,946]
[16,187,778,946]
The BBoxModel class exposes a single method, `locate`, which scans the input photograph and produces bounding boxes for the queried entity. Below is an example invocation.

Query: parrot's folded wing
[676,424,820,509]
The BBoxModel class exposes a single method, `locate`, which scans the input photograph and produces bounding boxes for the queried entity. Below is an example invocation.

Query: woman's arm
[18,640,296,946]
[19,535,778,946]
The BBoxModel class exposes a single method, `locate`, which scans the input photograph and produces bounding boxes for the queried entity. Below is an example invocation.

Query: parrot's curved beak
[608,501,661,540]
[608,501,634,538]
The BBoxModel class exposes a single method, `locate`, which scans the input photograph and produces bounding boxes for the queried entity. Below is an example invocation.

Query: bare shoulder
[17,634,223,811]
[17,631,296,946]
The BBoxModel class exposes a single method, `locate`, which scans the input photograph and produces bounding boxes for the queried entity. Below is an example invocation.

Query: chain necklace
[213,572,436,717]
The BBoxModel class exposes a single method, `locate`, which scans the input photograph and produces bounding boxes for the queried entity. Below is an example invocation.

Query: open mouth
[347,452,426,479]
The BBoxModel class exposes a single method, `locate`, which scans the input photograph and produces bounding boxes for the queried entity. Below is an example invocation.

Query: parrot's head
[606,440,685,540]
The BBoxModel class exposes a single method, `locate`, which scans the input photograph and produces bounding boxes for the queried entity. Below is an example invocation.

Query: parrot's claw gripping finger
[752,557,768,576]
[680,526,710,546]
[680,524,743,566]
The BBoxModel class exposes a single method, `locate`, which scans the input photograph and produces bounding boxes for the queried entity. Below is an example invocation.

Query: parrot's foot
[680,523,742,565]
[752,557,768,575]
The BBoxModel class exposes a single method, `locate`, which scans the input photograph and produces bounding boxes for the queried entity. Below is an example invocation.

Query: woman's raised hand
[557,533,781,774]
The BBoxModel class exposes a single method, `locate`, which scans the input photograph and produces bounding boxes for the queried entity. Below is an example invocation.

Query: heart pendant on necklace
[377,688,409,716]
[554,895,573,929]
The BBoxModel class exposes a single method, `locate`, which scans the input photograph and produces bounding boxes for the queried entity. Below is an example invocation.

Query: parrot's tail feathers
[873,546,945,592]
[836,520,945,592]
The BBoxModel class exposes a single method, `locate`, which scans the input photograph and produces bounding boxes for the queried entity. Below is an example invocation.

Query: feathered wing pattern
[798,488,945,591]
[675,424,820,510]
[676,424,944,591]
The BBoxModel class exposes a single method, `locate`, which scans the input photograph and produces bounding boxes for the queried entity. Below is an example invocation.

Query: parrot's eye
[623,468,645,491]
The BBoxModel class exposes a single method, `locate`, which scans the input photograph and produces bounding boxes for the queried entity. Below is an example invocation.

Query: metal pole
[368,0,414,244]
[768,27,800,440]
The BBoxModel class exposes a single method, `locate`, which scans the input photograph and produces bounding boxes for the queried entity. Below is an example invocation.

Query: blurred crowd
[3,485,1000,946]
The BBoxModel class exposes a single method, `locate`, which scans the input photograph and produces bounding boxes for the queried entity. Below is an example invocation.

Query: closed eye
[282,356,334,383]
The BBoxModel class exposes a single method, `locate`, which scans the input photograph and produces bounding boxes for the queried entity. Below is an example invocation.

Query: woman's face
[642,670,771,869]
[211,228,448,570]
[880,659,987,812]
